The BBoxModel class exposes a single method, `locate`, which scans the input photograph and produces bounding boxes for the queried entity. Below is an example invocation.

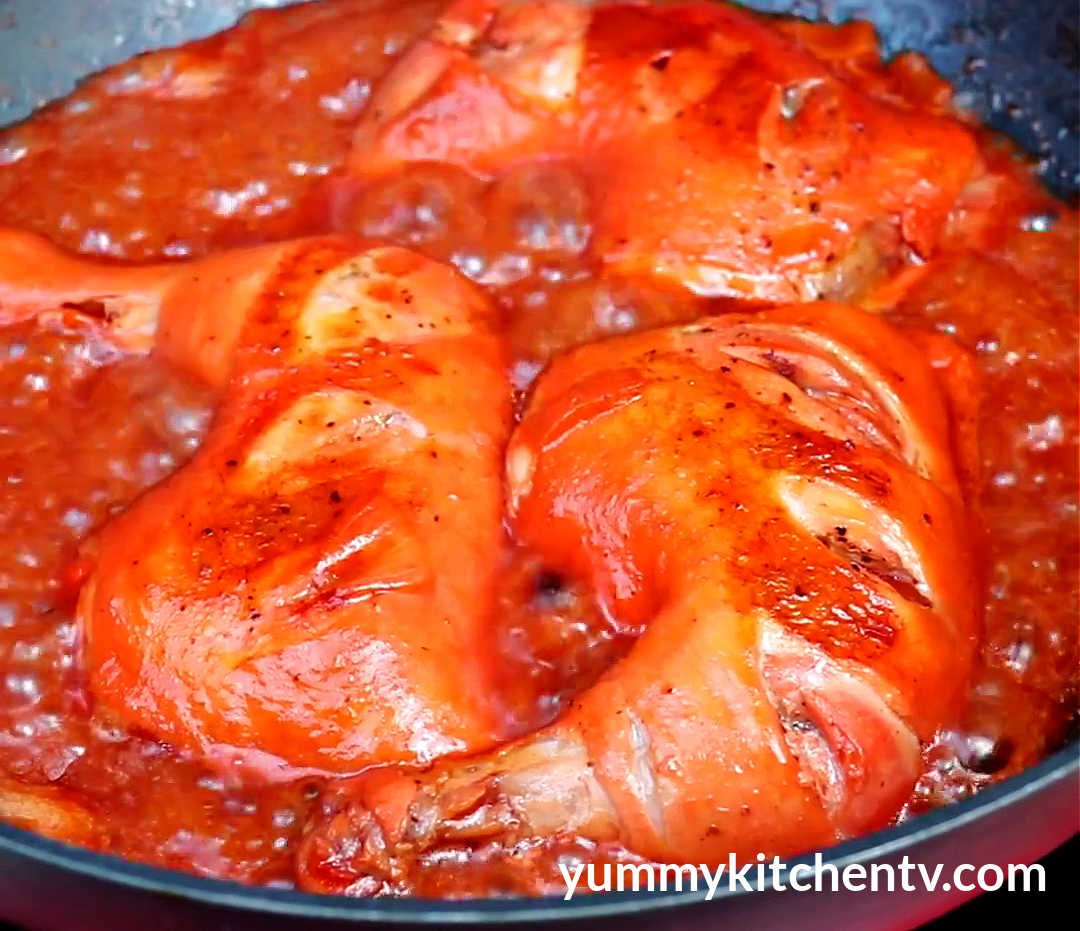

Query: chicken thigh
[298,303,979,893]
[1,229,511,774]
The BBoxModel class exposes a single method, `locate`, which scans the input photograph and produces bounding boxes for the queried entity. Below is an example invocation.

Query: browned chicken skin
[2,230,511,774]
[298,304,980,894]
[0,0,1073,901]
[339,0,977,302]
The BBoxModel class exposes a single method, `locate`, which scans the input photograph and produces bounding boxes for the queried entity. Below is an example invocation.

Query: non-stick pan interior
[0,0,1076,927]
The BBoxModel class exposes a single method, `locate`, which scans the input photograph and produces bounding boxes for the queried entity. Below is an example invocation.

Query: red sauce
[0,0,1075,894]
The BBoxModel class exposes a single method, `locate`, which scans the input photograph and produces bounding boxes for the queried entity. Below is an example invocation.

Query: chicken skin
[340,0,978,302]
[1,229,511,774]
[298,304,979,894]
[1,0,1074,902]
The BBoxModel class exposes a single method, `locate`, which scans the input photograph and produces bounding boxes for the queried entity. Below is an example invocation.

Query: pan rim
[0,1,1076,919]
[0,739,1076,923]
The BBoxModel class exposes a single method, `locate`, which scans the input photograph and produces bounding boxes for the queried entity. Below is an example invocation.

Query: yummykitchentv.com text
[559,853,1045,900]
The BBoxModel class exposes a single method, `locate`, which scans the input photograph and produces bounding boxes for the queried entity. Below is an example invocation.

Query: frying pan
[0,1,1077,928]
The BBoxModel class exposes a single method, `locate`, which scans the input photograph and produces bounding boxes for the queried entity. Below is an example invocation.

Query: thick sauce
[0,0,1075,892]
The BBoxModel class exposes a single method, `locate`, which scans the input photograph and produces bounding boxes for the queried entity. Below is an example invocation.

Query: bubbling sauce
[0,0,1075,893]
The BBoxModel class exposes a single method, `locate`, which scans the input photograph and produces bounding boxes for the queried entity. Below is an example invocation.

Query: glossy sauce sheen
[0,0,1076,893]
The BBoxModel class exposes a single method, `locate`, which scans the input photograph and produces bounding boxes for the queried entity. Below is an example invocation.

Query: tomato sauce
[0,0,1075,892]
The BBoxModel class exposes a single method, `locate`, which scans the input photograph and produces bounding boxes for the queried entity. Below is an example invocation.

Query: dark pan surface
[0,0,1077,927]
[0,744,1075,928]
